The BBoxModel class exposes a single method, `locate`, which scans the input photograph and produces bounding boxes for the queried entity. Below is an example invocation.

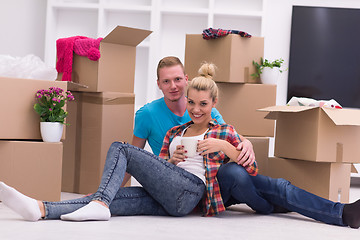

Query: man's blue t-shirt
[133,97,225,156]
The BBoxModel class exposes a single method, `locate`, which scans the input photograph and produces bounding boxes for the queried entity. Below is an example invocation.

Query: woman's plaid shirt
[159,120,258,216]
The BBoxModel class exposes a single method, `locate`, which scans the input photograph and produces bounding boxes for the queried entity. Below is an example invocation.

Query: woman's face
[186,88,217,125]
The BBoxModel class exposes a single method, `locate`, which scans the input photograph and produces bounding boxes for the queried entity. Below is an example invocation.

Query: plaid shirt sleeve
[159,128,174,160]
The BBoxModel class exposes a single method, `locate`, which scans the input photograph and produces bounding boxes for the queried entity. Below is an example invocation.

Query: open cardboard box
[184,34,264,83]
[0,77,67,140]
[216,83,276,137]
[267,157,351,203]
[259,106,360,163]
[57,25,152,93]
[62,92,134,194]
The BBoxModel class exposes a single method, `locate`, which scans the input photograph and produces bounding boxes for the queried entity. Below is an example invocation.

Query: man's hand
[236,138,255,167]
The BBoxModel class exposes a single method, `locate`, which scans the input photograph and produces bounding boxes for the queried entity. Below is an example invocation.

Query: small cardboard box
[259,106,360,163]
[247,137,270,175]
[0,141,63,201]
[0,77,67,140]
[216,83,276,137]
[267,157,351,203]
[57,25,152,93]
[62,92,134,194]
[184,34,264,83]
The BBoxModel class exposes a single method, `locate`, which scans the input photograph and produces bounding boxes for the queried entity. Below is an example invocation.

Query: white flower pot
[40,122,63,142]
[260,67,280,85]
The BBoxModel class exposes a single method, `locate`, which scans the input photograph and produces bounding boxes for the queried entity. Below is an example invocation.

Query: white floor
[1,183,360,240]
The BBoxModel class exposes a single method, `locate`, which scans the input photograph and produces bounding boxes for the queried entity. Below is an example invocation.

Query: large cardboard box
[247,137,270,175]
[0,141,63,201]
[259,106,360,163]
[62,92,134,194]
[216,83,276,137]
[267,157,351,203]
[57,26,151,93]
[184,34,264,83]
[0,77,67,140]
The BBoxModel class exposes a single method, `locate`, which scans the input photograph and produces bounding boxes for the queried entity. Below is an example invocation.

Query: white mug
[181,138,198,157]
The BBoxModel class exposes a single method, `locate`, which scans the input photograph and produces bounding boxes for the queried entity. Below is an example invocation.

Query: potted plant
[252,58,285,84]
[34,87,75,142]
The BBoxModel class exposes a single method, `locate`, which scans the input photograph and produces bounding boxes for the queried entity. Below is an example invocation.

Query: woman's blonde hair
[187,62,218,102]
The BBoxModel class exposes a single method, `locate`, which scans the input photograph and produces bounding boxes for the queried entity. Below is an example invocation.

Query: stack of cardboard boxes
[59,26,151,194]
[0,77,67,201]
[184,34,276,175]
[259,106,360,202]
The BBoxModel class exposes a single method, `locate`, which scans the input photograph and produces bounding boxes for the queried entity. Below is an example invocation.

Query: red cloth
[56,36,103,81]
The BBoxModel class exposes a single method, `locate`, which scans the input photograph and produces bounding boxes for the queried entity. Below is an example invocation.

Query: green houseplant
[252,58,286,84]
[34,87,75,142]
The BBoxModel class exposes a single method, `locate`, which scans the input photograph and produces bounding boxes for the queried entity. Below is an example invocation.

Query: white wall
[0,0,47,59]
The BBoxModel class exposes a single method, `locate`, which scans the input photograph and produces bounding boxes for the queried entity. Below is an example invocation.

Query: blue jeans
[43,142,205,219]
[217,162,346,226]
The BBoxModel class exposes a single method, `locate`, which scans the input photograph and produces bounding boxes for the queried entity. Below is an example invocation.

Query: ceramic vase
[260,67,280,85]
[40,122,63,142]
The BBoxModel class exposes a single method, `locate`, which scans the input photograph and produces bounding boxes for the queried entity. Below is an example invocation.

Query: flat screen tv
[288,6,360,108]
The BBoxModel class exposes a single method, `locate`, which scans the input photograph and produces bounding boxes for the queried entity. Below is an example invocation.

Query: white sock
[60,201,111,221]
[0,182,41,221]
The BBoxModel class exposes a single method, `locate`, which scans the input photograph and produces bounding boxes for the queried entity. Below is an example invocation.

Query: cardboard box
[216,83,276,137]
[62,92,134,194]
[0,141,63,201]
[247,137,270,175]
[267,157,351,203]
[184,34,264,83]
[0,77,67,140]
[57,26,152,93]
[259,106,360,163]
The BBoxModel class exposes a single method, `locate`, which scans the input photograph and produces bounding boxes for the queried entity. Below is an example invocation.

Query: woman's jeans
[217,162,346,226]
[43,142,205,219]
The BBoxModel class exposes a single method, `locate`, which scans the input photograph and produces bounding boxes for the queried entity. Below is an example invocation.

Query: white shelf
[45,0,266,107]
[160,8,209,15]
[103,5,152,13]
[214,10,263,18]
[51,2,99,9]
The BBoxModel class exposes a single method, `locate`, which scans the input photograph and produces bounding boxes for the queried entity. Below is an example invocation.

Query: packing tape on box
[82,94,135,105]
[336,143,343,163]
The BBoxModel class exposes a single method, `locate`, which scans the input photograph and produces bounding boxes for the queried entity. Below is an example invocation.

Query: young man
[131,56,255,162]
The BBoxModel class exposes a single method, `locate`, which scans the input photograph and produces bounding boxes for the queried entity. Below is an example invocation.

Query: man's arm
[131,135,146,149]
[120,135,147,187]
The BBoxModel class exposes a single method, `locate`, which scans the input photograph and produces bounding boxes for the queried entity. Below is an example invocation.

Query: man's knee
[217,162,250,187]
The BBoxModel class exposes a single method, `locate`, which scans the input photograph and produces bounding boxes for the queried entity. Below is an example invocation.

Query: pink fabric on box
[74,37,103,61]
[56,36,103,82]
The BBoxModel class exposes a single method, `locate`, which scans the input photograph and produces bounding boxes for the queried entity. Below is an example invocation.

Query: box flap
[351,164,359,173]
[258,106,317,119]
[102,25,152,46]
[322,108,360,126]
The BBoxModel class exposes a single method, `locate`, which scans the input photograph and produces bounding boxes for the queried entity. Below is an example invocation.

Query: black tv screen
[288,6,360,108]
